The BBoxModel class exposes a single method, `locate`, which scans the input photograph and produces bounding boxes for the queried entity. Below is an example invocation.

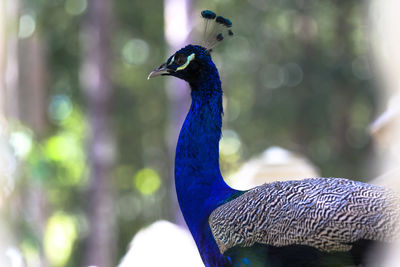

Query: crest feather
[200,10,234,51]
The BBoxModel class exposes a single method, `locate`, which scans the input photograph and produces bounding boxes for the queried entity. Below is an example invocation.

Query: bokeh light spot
[220,130,242,162]
[134,168,161,195]
[9,130,33,158]
[45,134,82,162]
[44,212,77,266]
[260,64,284,89]
[49,95,73,122]
[293,15,318,41]
[122,39,149,65]
[117,194,142,221]
[44,133,85,185]
[18,14,36,39]
[283,63,303,87]
[6,247,25,267]
[65,0,87,15]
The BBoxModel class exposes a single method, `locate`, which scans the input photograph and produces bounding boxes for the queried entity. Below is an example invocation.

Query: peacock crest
[200,10,234,51]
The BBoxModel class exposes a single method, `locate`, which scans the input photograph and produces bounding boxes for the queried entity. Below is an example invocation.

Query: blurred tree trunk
[81,0,116,266]
[332,3,352,154]
[1,1,50,266]
[0,3,15,265]
[0,0,5,116]
[2,0,20,120]
[163,0,191,226]
[19,33,50,267]
[19,35,48,136]
[294,8,318,160]
[0,0,7,185]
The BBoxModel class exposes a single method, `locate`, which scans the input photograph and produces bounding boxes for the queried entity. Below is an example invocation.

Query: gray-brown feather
[209,178,400,254]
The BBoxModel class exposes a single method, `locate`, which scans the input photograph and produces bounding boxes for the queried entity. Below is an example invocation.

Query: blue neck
[175,74,238,266]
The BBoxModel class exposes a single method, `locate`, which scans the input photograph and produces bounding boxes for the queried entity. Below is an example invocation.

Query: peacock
[148,10,400,267]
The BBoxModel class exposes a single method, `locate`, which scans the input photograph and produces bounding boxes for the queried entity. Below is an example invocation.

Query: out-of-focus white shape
[0,131,17,198]
[370,95,400,160]
[369,0,400,96]
[18,14,36,39]
[118,220,203,267]
[5,247,24,267]
[370,95,400,147]
[377,242,400,267]
[372,168,400,193]
[369,95,400,191]
[164,0,190,47]
[369,0,400,177]
[369,0,400,262]
[9,130,33,158]
[228,146,320,190]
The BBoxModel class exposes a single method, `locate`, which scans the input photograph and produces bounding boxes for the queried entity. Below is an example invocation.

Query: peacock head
[147,45,212,83]
[148,10,233,85]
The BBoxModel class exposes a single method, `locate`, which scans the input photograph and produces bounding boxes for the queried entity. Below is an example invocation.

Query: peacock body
[148,10,400,267]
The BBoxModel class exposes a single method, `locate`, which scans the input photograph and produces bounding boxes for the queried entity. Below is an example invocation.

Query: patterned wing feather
[209,178,400,254]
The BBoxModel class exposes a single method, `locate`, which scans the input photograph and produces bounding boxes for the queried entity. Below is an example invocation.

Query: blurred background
[0,0,399,266]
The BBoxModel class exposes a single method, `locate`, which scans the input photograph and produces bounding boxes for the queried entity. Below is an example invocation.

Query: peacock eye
[174,54,187,65]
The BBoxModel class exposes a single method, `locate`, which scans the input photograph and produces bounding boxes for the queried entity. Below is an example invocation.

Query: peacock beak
[147,63,171,79]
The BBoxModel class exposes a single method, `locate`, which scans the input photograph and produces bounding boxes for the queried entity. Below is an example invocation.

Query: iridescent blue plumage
[201,10,216,20]
[216,16,232,28]
[147,11,400,267]
[170,45,239,266]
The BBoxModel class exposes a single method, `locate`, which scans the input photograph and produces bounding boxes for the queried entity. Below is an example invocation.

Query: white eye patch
[176,53,195,71]
[168,55,175,66]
